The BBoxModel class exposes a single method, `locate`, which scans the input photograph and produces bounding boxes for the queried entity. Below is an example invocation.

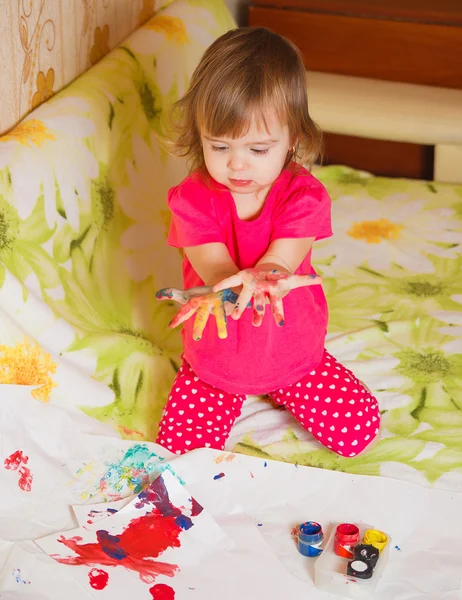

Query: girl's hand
[212,268,322,327]
[156,286,238,340]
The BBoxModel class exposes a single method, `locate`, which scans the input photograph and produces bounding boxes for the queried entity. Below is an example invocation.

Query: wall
[0,0,248,135]
[224,0,248,25]
[0,0,174,135]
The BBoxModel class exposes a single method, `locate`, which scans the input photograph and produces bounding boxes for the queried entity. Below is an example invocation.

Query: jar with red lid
[334,523,360,558]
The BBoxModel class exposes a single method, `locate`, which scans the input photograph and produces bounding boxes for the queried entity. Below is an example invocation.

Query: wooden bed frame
[248,0,462,182]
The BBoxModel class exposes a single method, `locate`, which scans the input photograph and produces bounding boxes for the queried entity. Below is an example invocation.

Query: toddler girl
[156,27,380,457]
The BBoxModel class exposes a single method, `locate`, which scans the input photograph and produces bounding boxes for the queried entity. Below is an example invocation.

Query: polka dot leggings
[156,350,380,457]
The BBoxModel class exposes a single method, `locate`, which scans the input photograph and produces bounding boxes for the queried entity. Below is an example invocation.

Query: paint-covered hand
[213,268,322,327]
[156,286,238,340]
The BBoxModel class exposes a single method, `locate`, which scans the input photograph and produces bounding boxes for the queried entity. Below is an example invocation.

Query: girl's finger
[188,285,213,297]
[169,302,198,328]
[192,304,211,341]
[156,288,188,304]
[213,300,228,339]
[252,290,266,327]
[286,274,322,291]
[212,274,243,292]
[232,284,253,320]
[269,293,285,327]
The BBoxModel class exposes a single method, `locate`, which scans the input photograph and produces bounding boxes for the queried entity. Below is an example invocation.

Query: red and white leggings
[156,349,380,457]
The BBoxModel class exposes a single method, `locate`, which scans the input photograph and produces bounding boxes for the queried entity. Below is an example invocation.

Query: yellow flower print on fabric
[0,337,57,402]
[143,15,188,44]
[0,120,54,148]
[348,218,404,244]
[31,69,55,110]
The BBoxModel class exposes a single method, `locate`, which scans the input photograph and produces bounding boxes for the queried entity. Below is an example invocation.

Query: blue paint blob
[97,530,127,560]
[175,514,194,531]
[263,462,267,467]
[257,523,263,527]
[214,472,225,480]
[394,545,401,551]
[279,320,285,326]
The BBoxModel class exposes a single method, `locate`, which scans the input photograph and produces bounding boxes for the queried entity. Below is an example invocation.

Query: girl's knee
[328,409,381,457]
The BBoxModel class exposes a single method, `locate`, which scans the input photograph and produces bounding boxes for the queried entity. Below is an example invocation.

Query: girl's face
[200,113,292,198]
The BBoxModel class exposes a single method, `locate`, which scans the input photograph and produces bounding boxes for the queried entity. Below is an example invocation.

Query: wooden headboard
[248,0,462,180]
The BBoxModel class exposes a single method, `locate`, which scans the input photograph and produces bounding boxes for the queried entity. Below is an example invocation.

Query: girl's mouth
[229,179,252,187]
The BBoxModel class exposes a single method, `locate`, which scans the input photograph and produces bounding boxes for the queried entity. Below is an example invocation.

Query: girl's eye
[251,148,269,155]
[211,145,228,152]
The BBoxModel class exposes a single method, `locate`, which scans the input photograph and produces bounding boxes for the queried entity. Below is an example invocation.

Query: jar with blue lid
[298,521,324,557]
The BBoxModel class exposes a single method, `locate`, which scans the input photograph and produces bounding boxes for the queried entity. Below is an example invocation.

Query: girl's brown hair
[171,27,323,171]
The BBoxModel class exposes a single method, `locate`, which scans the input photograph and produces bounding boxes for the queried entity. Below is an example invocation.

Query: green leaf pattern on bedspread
[0,1,461,490]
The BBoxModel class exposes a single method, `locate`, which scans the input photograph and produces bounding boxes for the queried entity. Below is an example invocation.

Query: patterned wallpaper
[0,0,174,134]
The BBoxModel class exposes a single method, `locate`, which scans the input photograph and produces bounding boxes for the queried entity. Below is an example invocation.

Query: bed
[0,0,461,596]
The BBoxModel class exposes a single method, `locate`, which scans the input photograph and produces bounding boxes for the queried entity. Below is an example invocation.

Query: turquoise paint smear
[98,444,184,500]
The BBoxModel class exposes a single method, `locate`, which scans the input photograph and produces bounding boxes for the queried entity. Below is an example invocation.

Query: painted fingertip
[278,319,285,327]
[194,336,201,341]
[256,304,264,312]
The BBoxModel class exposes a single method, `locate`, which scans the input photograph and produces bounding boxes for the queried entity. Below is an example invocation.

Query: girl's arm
[185,243,240,286]
[256,237,315,274]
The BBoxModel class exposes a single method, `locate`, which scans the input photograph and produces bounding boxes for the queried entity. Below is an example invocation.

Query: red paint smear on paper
[18,466,33,492]
[88,568,109,590]
[51,477,188,584]
[190,497,202,517]
[4,450,27,471]
[150,583,175,600]
[4,450,33,492]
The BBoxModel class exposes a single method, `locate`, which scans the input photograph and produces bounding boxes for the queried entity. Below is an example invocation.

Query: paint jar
[347,559,374,580]
[314,523,391,598]
[297,521,324,557]
[363,529,388,552]
[334,523,360,559]
[354,544,379,568]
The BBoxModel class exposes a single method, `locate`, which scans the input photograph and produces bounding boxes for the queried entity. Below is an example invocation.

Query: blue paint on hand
[156,288,173,299]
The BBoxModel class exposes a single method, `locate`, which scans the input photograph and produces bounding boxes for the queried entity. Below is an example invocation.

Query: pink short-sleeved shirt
[167,164,333,395]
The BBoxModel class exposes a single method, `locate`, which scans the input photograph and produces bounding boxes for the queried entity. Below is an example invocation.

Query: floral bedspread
[230,168,462,491]
[0,0,461,493]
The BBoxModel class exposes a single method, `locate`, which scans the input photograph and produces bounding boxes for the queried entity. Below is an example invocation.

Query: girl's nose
[228,153,247,171]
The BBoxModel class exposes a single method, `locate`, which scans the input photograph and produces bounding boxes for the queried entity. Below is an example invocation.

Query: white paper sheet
[1,392,462,599]
[36,470,227,598]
